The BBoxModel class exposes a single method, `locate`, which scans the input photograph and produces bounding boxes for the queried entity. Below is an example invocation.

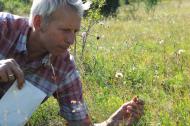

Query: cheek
[49,30,65,43]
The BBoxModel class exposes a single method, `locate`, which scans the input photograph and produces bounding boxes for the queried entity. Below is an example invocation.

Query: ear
[33,15,42,30]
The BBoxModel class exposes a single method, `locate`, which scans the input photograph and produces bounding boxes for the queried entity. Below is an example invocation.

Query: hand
[106,96,144,126]
[0,59,24,89]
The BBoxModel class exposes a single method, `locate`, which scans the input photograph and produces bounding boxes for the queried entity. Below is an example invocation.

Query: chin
[53,50,67,56]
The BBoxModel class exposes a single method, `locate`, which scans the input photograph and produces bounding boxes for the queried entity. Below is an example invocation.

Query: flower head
[159,40,164,44]
[82,32,87,38]
[177,49,185,55]
[115,72,123,78]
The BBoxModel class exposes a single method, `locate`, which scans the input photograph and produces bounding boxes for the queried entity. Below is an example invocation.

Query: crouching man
[0,0,144,125]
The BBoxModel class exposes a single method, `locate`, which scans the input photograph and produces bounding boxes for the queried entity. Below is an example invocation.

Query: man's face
[40,5,81,56]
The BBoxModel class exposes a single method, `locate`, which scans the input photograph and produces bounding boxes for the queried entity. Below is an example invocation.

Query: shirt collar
[15,26,32,54]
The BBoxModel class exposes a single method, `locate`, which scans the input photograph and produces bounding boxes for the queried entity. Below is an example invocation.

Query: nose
[67,32,75,45]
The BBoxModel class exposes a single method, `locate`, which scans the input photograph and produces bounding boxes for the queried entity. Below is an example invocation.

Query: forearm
[66,117,113,126]
[67,122,107,126]
[66,115,93,126]
[94,119,114,126]
[94,122,107,126]
[94,111,130,126]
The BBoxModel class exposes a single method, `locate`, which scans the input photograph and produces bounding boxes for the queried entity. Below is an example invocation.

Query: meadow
[1,0,190,125]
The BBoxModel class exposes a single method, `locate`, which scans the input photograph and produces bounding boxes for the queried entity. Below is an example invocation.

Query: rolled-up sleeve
[53,55,89,121]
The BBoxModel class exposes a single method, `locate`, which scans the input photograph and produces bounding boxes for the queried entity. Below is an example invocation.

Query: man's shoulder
[0,12,28,26]
[0,12,30,58]
[0,12,24,20]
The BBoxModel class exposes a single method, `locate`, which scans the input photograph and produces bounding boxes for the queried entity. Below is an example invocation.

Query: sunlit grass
[78,1,190,125]
[27,0,190,125]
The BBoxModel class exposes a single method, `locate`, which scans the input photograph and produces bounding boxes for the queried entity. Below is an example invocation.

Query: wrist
[94,119,112,126]
[94,122,106,126]
[105,118,119,126]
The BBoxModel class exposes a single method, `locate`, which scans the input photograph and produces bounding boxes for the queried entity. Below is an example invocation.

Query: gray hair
[29,0,85,26]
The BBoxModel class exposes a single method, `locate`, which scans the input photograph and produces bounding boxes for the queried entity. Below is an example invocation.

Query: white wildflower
[99,46,103,50]
[177,49,185,55]
[159,40,164,44]
[99,21,105,25]
[132,66,136,71]
[115,72,123,78]
[82,32,87,40]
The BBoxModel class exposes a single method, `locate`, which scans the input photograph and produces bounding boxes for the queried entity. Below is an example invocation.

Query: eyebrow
[75,29,80,32]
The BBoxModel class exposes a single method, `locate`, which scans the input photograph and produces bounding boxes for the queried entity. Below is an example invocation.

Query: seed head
[115,72,123,78]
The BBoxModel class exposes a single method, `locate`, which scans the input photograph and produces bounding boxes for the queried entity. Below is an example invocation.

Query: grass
[74,0,190,125]
[0,0,31,15]
[1,0,190,125]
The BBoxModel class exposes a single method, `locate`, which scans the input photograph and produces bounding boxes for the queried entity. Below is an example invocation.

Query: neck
[26,30,48,61]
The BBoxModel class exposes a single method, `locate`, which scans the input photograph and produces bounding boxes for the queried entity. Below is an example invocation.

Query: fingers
[0,69,9,82]
[107,97,145,126]
[122,97,145,118]
[7,68,15,81]
[126,106,142,119]
[131,97,144,112]
[8,59,25,89]
[0,59,24,89]
[11,65,24,89]
[122,104,143,126]
[132,96,138,102]
[125,104,142,115]
[132,96,145,105]
[108,98,145,126]
[123,101,138,110]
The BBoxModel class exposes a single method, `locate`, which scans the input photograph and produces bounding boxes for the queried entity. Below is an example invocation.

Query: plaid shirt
[0,12,89,122]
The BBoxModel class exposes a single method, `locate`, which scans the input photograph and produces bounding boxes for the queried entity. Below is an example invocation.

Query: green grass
[1,0,190,125]
[74,0,190,125]
[0,0,31,15]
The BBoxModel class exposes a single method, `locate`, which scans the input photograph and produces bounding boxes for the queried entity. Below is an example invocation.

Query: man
[0,0,144,125]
